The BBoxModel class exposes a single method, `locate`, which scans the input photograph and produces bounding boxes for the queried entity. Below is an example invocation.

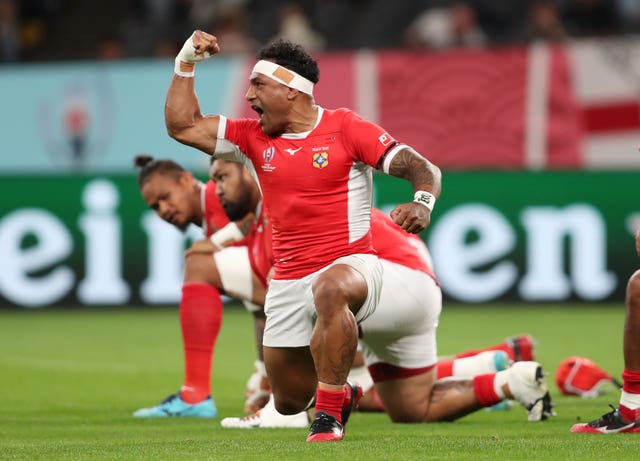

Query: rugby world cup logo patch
[263,146,275,163]
[312,152,329,169]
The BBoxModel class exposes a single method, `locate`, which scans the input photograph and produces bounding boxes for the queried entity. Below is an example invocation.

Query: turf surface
[0,303,635,460]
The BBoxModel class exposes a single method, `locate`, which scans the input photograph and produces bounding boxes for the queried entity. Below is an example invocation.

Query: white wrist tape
[413,190,436,211]
[254,360,267,377]
[174,57,194,78]
[174,32,213,77]
[210,222,244,248]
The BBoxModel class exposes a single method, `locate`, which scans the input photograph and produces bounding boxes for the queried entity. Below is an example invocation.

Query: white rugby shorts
[262,254,383,348]
[359,259,442,371]
[213,246,261,312]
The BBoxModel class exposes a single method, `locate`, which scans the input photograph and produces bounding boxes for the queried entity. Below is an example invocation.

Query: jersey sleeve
[213,138,248,163]
[203,180,231,237]
[216,116,259,164]
[214,117,262,191]
[341,110,398,168]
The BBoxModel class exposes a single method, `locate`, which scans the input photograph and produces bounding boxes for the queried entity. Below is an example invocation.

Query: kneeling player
[132,154,269,418]
[208,158,554,432]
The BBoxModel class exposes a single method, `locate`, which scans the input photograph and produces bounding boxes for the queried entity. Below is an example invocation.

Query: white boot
[503,361,555,421]
[221,394,310,428]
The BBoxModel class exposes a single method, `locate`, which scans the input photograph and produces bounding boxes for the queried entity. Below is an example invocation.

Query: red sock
[622,369,640,394]
[436,360,454,379]
[473,373,501,407]
[620,369,640,420]
[179,283,223,403]
[315,387,346,423]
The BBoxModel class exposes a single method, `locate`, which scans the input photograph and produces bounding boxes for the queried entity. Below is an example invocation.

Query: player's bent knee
[184,251,210,270]
[272,394,305,415]
[184,252,218,284]
[312,276,349,315]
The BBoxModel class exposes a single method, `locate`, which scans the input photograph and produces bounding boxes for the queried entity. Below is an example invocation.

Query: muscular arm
[165,30,222,155]
[186,214,255,256]
[388,147,442,199]
[386,147,442,234]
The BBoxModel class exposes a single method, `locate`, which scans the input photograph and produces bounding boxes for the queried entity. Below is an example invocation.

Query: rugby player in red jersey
[165,31,553,441]
[209,157,550,429]
[132,154,270,418]
[132,154,532,427]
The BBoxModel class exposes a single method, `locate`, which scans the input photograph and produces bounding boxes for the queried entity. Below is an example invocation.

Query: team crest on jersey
[312,152,329,169]
[263,146,275,162]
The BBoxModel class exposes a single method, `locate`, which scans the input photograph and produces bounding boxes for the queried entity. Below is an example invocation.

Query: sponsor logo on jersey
[312,152,329,169]
[284,147,302,156]
[378,132,393,146]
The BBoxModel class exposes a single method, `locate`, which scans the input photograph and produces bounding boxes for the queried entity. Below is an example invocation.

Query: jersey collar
[281,106,324,140]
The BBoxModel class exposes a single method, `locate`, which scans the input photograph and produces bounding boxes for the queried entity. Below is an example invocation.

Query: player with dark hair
[208,156,549,429]
[132,154,272,418]
[133,154,532,427]
[571,227,640,434]
[165,31,553,441]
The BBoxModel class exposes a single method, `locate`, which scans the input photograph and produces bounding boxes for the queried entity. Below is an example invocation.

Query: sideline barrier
[0,171,637,307]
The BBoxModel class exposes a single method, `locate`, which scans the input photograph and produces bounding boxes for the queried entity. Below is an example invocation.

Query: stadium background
[1,0,640,308]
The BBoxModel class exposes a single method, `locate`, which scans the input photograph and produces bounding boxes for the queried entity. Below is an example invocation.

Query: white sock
[347,365,374,393]
[621,390,640,410]
[493,369,510,400]
[452,351,507,378]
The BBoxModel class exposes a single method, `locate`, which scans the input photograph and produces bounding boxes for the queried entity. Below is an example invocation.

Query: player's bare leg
[310,265,364,387]
[263,345,317,414]
[183,250,222,285]
[375,368,481,422]
[306,265,368,441]
[263,265,366,418]
[376,362,553,423]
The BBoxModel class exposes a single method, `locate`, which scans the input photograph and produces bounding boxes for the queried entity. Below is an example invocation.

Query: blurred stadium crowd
[2,0,640,63]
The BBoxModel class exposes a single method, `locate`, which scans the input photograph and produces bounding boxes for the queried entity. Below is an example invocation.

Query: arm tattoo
[388,148,441,198]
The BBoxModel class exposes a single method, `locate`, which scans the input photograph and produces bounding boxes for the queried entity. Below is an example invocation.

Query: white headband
[250,60,314,96]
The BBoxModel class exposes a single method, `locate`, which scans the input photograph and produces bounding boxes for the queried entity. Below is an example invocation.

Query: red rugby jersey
[201,180,231,238]
[246,205,274,288]
[370,208,437,282]
[219,107,397,279]
[247,207,436,285]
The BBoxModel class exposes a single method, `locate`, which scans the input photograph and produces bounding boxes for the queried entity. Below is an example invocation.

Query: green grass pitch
[0,302,637,460]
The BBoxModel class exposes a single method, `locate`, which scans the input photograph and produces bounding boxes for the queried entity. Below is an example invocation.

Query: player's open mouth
[251,105,263,118]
